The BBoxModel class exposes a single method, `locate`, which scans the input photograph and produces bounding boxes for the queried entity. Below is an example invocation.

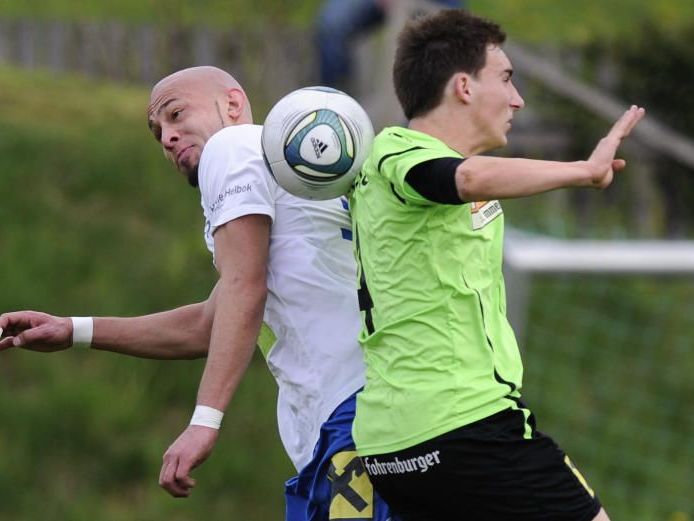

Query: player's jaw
[167,144,201,187]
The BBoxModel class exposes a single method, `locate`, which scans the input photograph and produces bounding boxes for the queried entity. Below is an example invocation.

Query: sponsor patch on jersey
[208,183,253,213]
[328,450,374,520]
[471,200,503,230]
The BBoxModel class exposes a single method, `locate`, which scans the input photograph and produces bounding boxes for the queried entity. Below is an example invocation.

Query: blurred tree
[613,22,694,236]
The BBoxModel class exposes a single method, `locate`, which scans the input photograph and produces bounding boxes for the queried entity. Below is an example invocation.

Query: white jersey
[198,124,365,471]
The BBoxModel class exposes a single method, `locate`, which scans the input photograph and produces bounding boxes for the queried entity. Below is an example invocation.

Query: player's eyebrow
[156,98,178,115]
[147,98,178,130]
[147,98,178,121]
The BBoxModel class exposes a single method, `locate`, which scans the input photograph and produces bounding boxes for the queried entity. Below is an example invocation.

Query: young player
[0,66,393,521]
[349,10,645,521]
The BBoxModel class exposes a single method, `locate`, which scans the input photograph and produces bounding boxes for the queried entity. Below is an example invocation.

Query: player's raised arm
[454,106,646,202]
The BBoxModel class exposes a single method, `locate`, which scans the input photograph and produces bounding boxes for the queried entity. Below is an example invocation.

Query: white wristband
[70,316,93,347]
[190,405,224,430]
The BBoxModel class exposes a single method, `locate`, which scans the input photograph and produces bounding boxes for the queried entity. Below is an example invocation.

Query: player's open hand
[159,425,219,498]
[586,105,646,189]
[0,311,73,352]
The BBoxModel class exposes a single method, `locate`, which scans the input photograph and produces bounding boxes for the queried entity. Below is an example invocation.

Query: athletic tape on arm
[190,405,224,430]
[71,316,94,347]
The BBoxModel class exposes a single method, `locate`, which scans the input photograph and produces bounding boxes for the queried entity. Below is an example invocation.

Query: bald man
[0,67,394,521]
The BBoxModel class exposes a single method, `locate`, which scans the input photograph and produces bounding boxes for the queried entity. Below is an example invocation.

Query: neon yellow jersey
[350,127,527,456]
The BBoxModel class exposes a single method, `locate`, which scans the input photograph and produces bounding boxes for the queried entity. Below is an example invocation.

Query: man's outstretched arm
[455,105,646,202]
[0,288,218,359]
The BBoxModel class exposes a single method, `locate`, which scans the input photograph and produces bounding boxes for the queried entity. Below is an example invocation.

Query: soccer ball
[261,86,374,200]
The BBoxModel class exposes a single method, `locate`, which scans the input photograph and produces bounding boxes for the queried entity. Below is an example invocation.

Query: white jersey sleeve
[199,125,276,241]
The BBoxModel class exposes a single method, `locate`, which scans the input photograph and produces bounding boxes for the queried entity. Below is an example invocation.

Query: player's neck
[409,108,484,158]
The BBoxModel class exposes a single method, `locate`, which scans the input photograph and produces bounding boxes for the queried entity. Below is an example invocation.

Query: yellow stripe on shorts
[564,455,596,498]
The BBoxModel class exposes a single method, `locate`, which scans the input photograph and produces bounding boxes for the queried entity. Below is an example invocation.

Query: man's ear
[452,73,473,104]
[226,88,245,121]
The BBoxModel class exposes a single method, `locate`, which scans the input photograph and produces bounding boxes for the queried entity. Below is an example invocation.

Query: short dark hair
[393,9,506,119]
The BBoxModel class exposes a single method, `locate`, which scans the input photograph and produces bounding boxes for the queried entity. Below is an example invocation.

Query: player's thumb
[612,159,627,171]
[175,459,197,488]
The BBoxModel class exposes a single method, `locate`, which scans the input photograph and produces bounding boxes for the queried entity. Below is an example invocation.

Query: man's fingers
[0,313,28,333]
[621,106,646,137]
[0,311,50,335]
[15,325,53,346]
[159,454,177,488]
[609,105,646,140]
[174,459,195,489]
[0,315,9,331]
[631,108,646,133]
[0,337,16,351]
[160,458,188,497]
[607,105,636,139]
[175,461,197,489]
[160,454,196,498]
[0,325,16,350]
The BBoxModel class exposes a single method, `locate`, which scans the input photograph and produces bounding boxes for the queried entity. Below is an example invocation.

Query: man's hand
[586,105,646,189]
[0,311,73,352]
[159,425,219,498]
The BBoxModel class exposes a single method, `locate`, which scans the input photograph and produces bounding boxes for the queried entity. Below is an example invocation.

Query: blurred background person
[315,0,462,90]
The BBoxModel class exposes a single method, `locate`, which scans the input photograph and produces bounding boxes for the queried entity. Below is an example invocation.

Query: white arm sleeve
[199,125,276,237]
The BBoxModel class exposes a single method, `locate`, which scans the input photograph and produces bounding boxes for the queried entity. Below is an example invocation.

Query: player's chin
[186,170,199,188]
[487,133,508,151]
[177,163,199,188]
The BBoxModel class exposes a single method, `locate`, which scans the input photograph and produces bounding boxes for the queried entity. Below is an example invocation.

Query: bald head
[148,66,252,122]
[152,67,241,99]
[146,66,254,188]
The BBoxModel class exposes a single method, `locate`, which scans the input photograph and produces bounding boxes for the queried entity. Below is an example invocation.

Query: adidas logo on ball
[311,137,329,159]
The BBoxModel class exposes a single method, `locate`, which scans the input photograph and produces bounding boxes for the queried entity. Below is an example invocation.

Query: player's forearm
[456,156,593,201]
[194,277,267,412]
[91,303,211,360]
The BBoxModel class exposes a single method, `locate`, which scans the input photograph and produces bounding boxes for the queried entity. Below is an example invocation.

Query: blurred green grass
[521,277,694,520]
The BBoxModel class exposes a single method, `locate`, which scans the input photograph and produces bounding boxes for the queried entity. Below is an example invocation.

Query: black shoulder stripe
[390,183,407,204]
[377,146,424,174]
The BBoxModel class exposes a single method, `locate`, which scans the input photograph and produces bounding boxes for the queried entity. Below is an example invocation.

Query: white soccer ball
[261,86,375,200]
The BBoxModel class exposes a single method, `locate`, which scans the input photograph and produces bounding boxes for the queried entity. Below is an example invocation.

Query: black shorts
[361,408,602,521]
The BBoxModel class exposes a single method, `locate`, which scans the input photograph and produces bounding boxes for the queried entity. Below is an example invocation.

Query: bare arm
[0,286,218,359]
[195,219,268,411]
[456,105,645,202]
[91,298,215,359]
[158,213,270,498]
